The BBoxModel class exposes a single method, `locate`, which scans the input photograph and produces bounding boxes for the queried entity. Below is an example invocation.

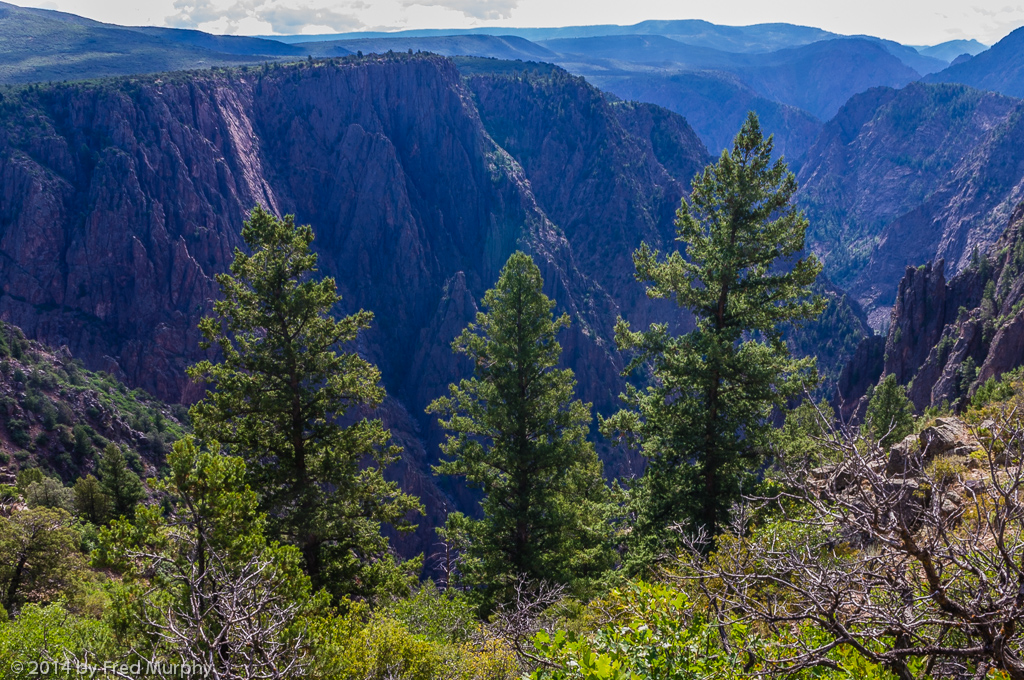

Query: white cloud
[166,0,364,34]
[400,0,519,21]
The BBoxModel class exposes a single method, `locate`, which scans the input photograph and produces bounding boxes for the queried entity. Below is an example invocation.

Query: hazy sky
[12,0,1024,45]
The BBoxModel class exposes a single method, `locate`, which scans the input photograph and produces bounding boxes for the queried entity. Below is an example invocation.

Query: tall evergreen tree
[98,443,144,520]
[429,252,615,610]
[865,374,915,447]
[188,206,422,602]
[603,112,823,564]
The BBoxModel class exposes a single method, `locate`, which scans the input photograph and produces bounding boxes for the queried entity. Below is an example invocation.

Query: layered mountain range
[1,1,1011,162]
[796,82,1024,321]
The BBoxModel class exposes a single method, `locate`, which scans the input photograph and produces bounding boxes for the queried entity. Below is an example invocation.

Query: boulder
[919,418,978,458]
[887,433,923,476]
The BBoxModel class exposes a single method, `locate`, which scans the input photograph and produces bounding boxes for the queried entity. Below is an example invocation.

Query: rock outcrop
[839,202,1024,413]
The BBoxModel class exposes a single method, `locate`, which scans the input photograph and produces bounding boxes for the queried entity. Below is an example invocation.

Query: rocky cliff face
[797,82,1020,323]
[839,202,1024,415]
[0,55,882,560]
[0,55,713,557]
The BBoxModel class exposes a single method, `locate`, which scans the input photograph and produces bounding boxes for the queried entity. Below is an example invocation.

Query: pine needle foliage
[603,112,824,566]
[429,252,615,610]
[187,206,422,602]
[865,374,915,447]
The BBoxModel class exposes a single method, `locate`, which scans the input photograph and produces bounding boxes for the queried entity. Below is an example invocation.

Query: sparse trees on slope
[429,252,615,610]
[187,206,422,602]
[603,112,823,565]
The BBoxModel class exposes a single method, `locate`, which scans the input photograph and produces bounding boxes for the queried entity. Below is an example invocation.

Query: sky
[10,0,1024,46]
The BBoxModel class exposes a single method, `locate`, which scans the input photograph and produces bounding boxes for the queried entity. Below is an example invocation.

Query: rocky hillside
[796,82,1023,324]
[0,320,185,486]
[838,202,1024,417]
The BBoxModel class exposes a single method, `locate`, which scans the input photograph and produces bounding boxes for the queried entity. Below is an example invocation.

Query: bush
[72,425,92,460]
[15,468,44,492]
[7,419,32,449]
[383,581,476,644]
[22,389,45,414]
[925,455,967,486]
[971,368,1023,409]
[24,478,73,512]
[0,603,117,677]
[55,402,74,426]
[307,603,517,680]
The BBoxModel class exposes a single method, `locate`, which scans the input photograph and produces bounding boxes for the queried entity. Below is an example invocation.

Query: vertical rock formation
[839,202,1024,414]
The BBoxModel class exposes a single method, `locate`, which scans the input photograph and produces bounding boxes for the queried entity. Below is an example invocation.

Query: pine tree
[72,474,112,525]
[603,112,823,564]
[865,374,916,447]
[98,443,144,520]
[188,206,422,602]
[428,252,615,609]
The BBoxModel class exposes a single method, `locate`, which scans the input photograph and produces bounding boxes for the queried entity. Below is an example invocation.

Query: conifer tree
[429,252,615,609]
[866,374,915,447]
[72,474,112,525]
[188,206,422,601]
[98,443,144,520]
[603,112,823,564]
[97,438,315,676]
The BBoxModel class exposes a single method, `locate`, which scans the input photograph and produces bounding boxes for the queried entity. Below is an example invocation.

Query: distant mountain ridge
[926,27,1024,98]
[0,1,300,83]
[265,20,840,53]
[914,39,988,63]
[0,1,995,174]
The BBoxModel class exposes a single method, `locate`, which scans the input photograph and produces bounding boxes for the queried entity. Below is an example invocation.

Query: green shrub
[72,425,92,460]
[16,467,44,492]
[926,455,967,485]
[25,478,73,512]
[0,603,117,678]
[865,375,915,447]
[307,604,517,680]
[7,419,32,449]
